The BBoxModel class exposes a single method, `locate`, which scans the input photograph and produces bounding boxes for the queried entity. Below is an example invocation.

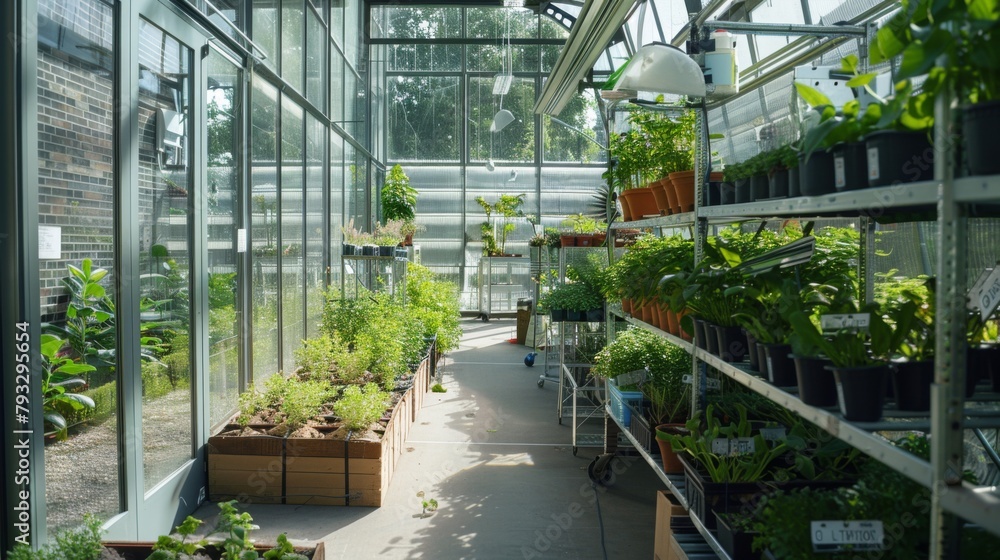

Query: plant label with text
[972,266,1000,321]
[711,437,756,455]
[811,520,884,552]
[968,267,994,311]
[682,374,720,390]
[821,313,870,332]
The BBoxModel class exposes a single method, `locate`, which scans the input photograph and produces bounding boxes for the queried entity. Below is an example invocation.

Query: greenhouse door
[106,0,212,539]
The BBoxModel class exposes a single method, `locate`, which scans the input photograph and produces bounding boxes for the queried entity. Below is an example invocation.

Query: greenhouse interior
[2,0,1000,558]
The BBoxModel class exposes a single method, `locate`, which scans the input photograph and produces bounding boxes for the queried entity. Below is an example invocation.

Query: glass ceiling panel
[750,1,805,61]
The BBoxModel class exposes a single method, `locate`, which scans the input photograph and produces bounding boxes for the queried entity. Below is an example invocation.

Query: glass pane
[539,11,570,39]
[137,18,194,492]
[37,0,121,532]
[306,6,326,105]
[206,49,242,430]
[344,68,357,140]
[351,148,368,224]
[305,114,325,338]
[330,0,344,50]
[250,77,280,382]
[344,0,359,69]
[209,0,244,43]
[282,0,304,93]
[387,43,462,72]
[373,6,462,39]
[467,7,537,38]
[253,0,279,72]
[330,131,345,288]
[344,142,357,225]
[468,76,535,164]
[467,44,540,73]
[280,97,304,374]
[751,1,804,60]
[543,89,606,164]
[387,76,461,161]
[330,45,344,124]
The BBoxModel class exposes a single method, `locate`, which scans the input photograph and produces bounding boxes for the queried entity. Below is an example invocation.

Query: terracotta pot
[621,298,633,315]
[677,310,692,341]
[628,187,659,220]
[649,180,671,215]
[575,234,593,247]
[669,170,696,212]
[665,309,680,336]
[559,234,575,247]
[655,305,670,331]
[655,424,688,473]
[592,232,607,246]
[661,177,679,216]
[641,302,655,326]
[617,190,634,221]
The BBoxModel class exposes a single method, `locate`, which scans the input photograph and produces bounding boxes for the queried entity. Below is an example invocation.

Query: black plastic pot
[735,178,751,204]
[962,100,1000,176]
[749,174,769,201]
[968,344,1000,395]
[550,308,566,322]
[832,141,868,191]
[566,310,586,322]
[891,360,935,412]
[793,355,837,407]
[361,245,376,256]
[756,343,768,377]
[715,512,761,560]
[769,168,789,199]
[720,182,736,205]
[799,150,836,196]
[745,331,760,372]
[764,344,796,386]
[342,243,356,256]
[865,130,933,187]
[705,321,721,356]
[585,307,605,322]
[714,325,748,363]
[378,245,395,257]
[788,166,801,198]
[693,318,709,351]
[830,364,889,422]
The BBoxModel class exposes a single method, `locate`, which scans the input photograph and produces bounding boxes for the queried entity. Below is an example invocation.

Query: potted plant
[787,298,915,422]
[381,164,418,244]
[645,341,693,474]
[374,220,406,255]
[540,282,602,322]
[869,1,1000,177]
[885,279,937,411]
[475,193,526,256]
[723,159,751,204]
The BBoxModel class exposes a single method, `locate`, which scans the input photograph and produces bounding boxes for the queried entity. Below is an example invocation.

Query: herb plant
[334,383,391,431]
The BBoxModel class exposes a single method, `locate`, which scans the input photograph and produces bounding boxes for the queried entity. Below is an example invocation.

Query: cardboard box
[654,490,688,560]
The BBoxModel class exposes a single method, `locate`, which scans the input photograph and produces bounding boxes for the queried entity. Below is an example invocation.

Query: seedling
[431,383,447,393]
[416,491,439,517]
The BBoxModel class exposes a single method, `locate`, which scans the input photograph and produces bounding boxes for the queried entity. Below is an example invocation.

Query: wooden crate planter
[104,542,325,560]
[208,355,431,507]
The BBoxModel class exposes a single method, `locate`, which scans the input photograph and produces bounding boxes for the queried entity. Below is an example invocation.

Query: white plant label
[974,266,1000,321]
[821,313,870,331]
[968,267,994,311]
[237,228,247,253]
[867,147,880,180]
[682,374,721,390]
[834,156,846,188]
[811,520,885,552]
[711,437,756,455]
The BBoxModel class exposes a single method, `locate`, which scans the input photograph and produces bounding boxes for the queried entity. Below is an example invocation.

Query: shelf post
[930,57,966,560]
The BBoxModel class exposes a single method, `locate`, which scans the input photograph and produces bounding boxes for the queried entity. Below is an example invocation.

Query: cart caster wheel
[588,455,616,486]
[537,379,544,388]
[558,418,562,425]
[572,446,578,456]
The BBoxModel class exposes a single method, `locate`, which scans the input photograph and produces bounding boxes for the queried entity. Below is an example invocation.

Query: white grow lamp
[613,42,707,98]
[490,109,515,132]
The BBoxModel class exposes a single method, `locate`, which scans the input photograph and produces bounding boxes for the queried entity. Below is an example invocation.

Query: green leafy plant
[431,383,447,393]
[381,164,418,223]
[643,340,692,424]
[476,193,526,256]
[40,333,96,439]
[281,379,335,431]
[540,282,603,312]
[662,404,802,483]
[333,383,391,431]
[7,514,104,560]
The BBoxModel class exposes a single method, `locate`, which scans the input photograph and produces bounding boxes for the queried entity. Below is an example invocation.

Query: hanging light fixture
[492,7,515,132]
[613,42,707,98]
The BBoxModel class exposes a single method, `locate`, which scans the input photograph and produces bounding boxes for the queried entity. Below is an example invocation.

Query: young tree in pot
[381,164,418,243]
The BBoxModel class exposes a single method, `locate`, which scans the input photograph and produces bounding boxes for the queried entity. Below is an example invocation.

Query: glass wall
[375,5,607,307]
[250,78,280,382]
[37,0,121,533]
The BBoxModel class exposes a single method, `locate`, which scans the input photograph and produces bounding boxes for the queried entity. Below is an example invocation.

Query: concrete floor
[193,318,658,559]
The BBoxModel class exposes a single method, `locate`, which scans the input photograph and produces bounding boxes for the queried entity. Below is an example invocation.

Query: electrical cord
[591,480,610,560]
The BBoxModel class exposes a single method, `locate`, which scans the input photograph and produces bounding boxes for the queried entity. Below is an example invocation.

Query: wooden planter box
[208,354,433,507]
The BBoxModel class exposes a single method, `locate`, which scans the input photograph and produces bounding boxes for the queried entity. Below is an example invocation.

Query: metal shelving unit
[477,256,531,316]
[556,321,606,455]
